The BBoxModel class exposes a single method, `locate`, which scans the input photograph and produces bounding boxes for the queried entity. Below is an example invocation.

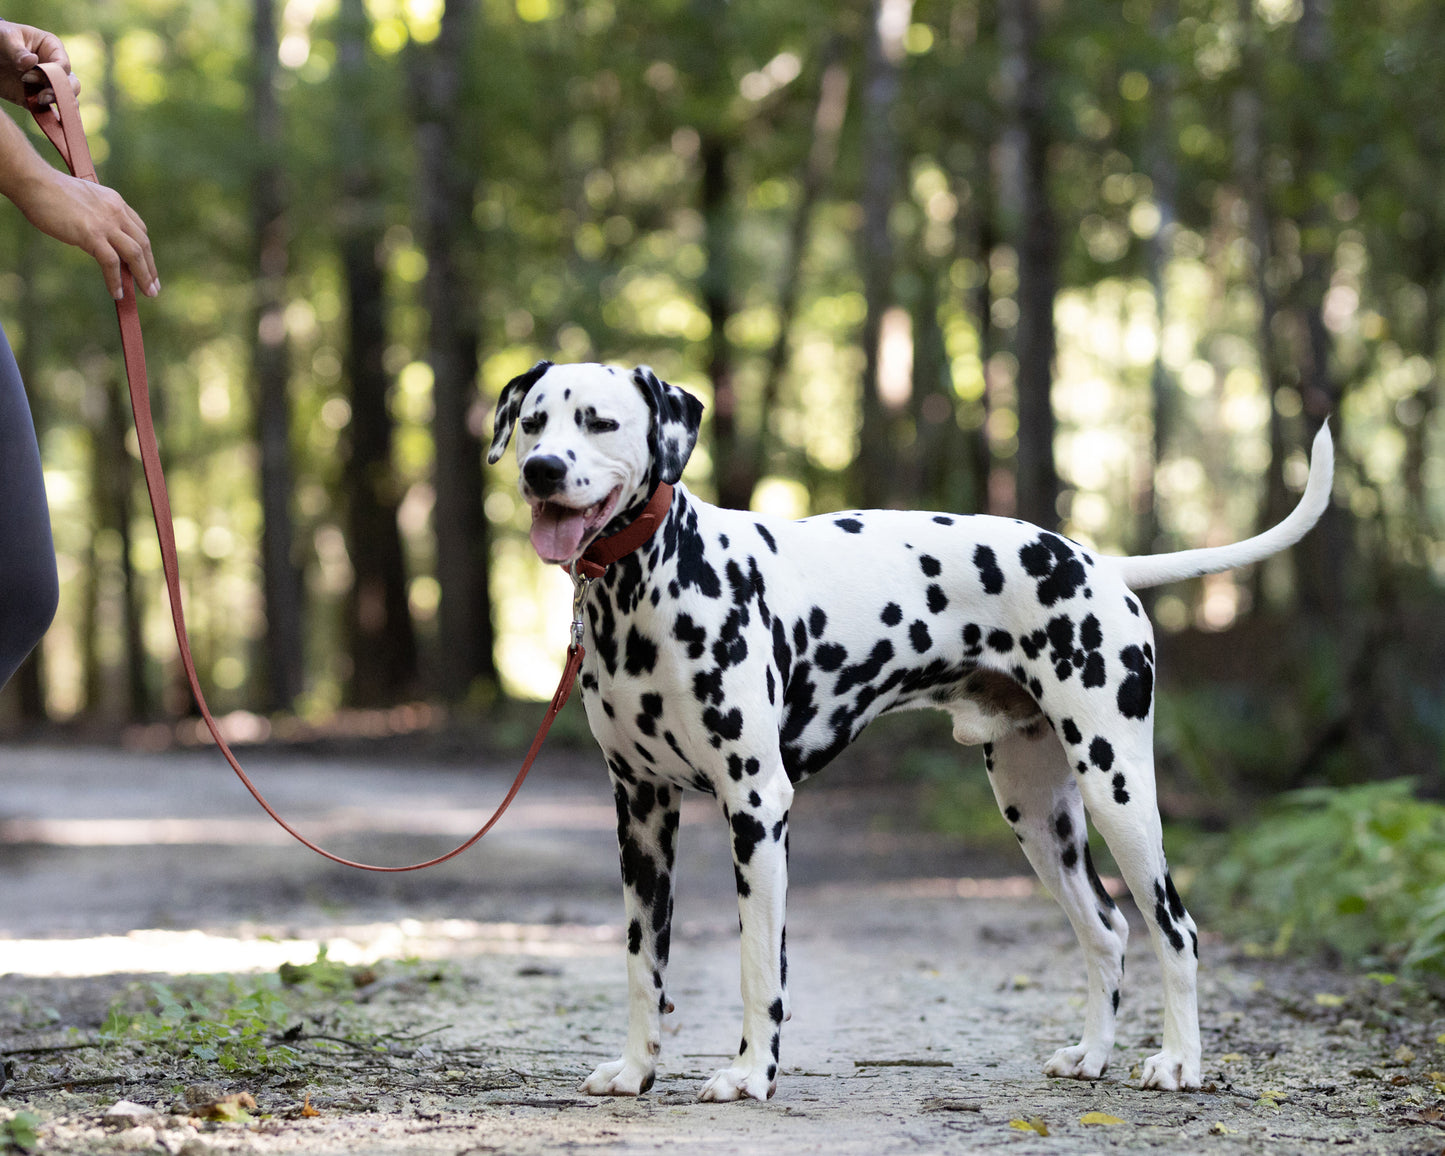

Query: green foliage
[0,1113,39,1154]
[1191,779,1445,973]
[277,943,374,994]
[100,976,301,1074]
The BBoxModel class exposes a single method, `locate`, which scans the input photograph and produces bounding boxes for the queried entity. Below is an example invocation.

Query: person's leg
[0,323,59,690]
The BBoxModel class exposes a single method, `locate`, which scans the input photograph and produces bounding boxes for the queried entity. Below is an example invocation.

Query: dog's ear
[487,360,554,464]
[632,366,704,486]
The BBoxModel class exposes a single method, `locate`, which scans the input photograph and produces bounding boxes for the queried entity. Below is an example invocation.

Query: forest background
[0,0,1441,829]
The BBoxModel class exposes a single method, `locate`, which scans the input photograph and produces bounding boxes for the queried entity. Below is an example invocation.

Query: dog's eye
[520,413,546,436]
[587,417,620,434]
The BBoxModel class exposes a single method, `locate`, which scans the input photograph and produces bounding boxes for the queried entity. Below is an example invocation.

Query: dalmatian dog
[488,359,1334,1102]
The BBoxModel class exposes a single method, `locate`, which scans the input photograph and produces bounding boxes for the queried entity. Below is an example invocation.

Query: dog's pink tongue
[530,503,588,563]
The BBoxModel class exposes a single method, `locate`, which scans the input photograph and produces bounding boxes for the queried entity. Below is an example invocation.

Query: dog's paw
[1043,1043,1110,1080]
[579,1057,656,1096]
[1140,1051,1201,1091]
[698,1063,776,1102]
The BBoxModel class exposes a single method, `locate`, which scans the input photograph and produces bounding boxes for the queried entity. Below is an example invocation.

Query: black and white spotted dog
[488,359,1333,1102]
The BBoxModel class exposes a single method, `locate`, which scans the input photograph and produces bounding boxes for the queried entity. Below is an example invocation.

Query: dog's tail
[1112,422,1334,591]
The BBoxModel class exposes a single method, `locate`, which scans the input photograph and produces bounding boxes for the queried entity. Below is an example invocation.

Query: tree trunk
[416,0,494,702]
[1290,0,1350,623]
[250,0,305,711]
[1002,0,1060,529]
[700,129,746,509]
[337,0,417,706]
[855,0,912,510]
[746,50,850,508]
[1140,0,1179,559]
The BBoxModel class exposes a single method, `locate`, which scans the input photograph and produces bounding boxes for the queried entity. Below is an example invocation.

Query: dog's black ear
[632,366,704,486]
[487,360,553,464]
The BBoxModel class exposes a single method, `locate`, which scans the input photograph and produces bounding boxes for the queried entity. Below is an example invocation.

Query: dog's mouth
[528,487,623,564]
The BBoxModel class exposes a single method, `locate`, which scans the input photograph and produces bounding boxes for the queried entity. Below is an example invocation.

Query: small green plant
[101,977,301,1073]
[278,943,374,994]
[0,1112,39,1153]
[1191,779,1445,972]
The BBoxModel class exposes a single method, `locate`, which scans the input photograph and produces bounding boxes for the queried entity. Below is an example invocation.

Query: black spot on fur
[1019,532,1088,606]
[1004,805,1021,823]
[881,602,903,627]
[1085,844,1117,909]
[1153,880,1186,952]
[1112,773,1130,805]
[1062,844,1078,869]
[1061,718,1082,746]
[628,919,642,954]
[987,629,1013,652]
[624,627,659,676]
[731,812,767,865]
[909,621,932,653]
[673,614,707,660]
[920,554,942,578]
[809,607,827,638]
[704,707,744,744]
[926,585,948,614]
[834,518,863,534]
[756,523,778,553]
[1089,736,1115,771]
[815,642,847,672]
[1054,813,1073,840]
[1117,644,1155,719]
[974,545,1005,594]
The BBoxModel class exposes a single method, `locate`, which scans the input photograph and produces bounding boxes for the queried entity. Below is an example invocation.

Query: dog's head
[487,361,704,565]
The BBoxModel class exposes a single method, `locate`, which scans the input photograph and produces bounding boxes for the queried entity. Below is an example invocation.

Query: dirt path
[1,744,1443,1154]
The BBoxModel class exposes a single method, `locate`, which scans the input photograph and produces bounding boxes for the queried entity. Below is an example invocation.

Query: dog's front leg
[581,770,681,1097]
[700,770,793,1102]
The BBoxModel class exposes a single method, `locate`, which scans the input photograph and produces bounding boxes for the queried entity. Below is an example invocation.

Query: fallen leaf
[1008,1117,1049,1136]
[1210,1122,1238,1135]
[1314,993,1345,1007]
[192,1093,257,1123]
[1366,972,1397,985]
[301,1094,319,1119]
[1396,1046,1417,1065]
[1010,975,1034,990]
[1219,1053,1245,1063]
[1080,1111,1127,1126]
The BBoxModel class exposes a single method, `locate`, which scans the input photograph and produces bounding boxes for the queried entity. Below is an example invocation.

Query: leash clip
[567,564,593,653]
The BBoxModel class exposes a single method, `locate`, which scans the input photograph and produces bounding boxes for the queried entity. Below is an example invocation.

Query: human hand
[0,20,80,108]
[15,167,160,300]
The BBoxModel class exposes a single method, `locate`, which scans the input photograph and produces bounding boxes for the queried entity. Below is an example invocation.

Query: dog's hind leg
[983,728,1130,1082]
[580,768,681,1097]
[1068,732,1201,1091]
[699,766,794,1102]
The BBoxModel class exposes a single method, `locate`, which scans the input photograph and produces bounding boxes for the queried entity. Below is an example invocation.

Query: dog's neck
[575,482,676,580]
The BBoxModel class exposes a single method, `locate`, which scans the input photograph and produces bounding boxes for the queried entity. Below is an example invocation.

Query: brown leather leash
[25,60,671,871]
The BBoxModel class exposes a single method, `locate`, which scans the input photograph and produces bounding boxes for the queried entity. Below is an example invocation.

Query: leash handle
[27,61,579,872]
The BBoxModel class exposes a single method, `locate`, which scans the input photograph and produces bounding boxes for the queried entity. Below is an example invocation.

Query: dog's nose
[523,454,569,497]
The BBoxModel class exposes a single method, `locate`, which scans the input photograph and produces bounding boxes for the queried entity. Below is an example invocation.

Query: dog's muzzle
[523,454,568,498]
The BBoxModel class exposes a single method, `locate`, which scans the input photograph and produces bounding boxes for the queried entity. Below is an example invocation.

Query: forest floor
[0,735,1443,1155]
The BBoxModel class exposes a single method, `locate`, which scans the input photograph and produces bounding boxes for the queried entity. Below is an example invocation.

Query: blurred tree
[415,0,496,702]
[250,0,305,712]
[855,0,910,510]
[336,0,417,705]
[1000,0,1060,528]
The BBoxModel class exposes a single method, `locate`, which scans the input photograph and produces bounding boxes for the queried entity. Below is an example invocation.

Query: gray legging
[0,322,59,689]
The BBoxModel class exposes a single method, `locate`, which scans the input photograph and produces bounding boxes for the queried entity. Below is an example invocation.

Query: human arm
[0,22,159,299]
